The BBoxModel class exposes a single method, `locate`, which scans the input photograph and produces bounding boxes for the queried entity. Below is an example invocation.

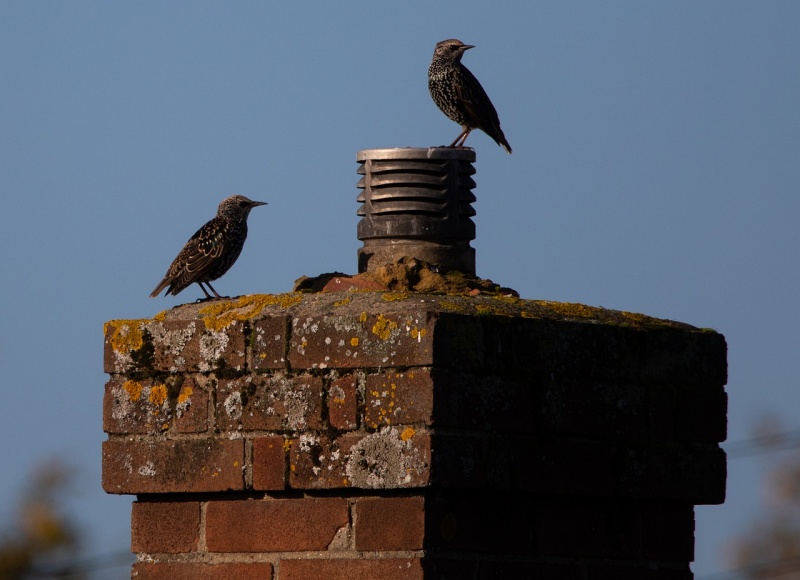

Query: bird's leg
[205,281,227,300]
[196,282,215,300]
[449,127,472,148]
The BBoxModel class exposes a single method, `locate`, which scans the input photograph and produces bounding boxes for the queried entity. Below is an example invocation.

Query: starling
[428,38,512,154]
[150,195,267,300]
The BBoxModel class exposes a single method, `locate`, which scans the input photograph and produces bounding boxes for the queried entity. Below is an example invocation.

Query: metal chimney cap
[357,147,476,162]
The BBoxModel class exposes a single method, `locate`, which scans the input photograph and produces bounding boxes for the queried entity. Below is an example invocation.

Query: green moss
[536,300,603,319]
[475,304,508,316]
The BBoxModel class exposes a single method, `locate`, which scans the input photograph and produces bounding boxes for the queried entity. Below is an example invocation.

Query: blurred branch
[726,427,800,459]
[0,461,80,580]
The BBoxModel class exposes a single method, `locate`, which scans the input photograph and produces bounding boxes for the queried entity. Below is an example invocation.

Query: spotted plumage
[428,38,511,154]
[150,195,267,300]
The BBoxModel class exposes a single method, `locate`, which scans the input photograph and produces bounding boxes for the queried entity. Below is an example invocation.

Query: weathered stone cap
[145,290,705,333]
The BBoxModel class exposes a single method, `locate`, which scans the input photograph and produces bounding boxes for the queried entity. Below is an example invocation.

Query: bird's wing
[166,221,227,290]
[454,66,502,133]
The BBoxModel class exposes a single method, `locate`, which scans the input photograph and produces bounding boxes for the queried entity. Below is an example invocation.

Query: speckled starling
[428,39,512,154]
[150,195,267,300]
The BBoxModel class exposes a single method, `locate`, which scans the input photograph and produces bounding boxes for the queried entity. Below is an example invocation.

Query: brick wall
[103,292,727,579]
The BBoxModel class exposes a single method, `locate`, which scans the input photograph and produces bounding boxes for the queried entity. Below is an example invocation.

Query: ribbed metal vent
[356,148,477,275]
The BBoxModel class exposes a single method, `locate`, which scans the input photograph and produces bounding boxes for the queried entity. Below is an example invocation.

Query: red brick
[641,502,695,561]
[539,379,649,439]
[617,445,726,503]
[153,319,246,373]
[354,496,425,551]
[216,374,323,432]
[104,377,209,435]
[289,429,431,490]
[279,558,423,580]
[476,561,585,580]
[675,385,728,442]
[173,378,209,433]
[104,318,246,375]
[102,439,244,494]
[328,374,359,430]
[131,501,200,553]
[288,312,434,370]
[103,378,170,434]
[365,370,433,428]
[516,437,617,496]
[103,377,208,434]
[588,565,692,580]
[431,371,536,433]
[424,490,535,554]
[534,498,639,559]
[429,434,487,488]
[132,562,273,579]
[252,315,288,370]
[252,436,287,490]
[421,559,477,578]
[206,498,348,552]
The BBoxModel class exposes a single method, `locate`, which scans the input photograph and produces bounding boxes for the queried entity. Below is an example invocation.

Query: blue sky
[1,2,798,577]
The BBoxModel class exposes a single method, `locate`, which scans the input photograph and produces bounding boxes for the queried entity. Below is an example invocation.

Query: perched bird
[428,38,512,154]
[150,195,267,300]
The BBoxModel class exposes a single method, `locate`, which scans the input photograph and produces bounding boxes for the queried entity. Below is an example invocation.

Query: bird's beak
[462,45,475,51]
[250,201,268,207]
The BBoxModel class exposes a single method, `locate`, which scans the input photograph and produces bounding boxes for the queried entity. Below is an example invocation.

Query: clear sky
[1,2,798,577]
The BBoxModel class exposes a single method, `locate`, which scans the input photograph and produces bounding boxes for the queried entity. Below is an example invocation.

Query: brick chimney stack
[103,149,727,579]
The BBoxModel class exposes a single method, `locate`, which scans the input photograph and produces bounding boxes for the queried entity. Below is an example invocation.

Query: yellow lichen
[371,314,398,340]
[381,292,408,302]
[359,312,367,322]
[149,384,167,406]
[153,310,167,321]
[621,311,660,325]
[105,319,148,353]
[350,337,359,347]
[476,304,506,316]
[177,386,193,404]
[492,295,524,306]
[536,300,602,319]
[283,440,292,453]
[409,327,427,340]
[199,293,302,331]
[400,427,416,441]
[333,297,351,307]
[437,300,463,312]
[122,380,143,401]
